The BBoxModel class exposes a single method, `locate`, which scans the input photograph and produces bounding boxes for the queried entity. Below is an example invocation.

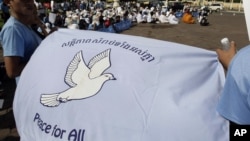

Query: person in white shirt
[147,11,156,23]
[136,11,146,23]
[158,12,169,23]
[168,11,179,24]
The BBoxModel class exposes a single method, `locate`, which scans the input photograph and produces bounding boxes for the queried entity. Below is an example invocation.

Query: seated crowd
[35,1,205,34]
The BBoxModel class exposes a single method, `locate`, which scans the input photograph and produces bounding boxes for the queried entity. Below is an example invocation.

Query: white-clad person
[158,11,169,24]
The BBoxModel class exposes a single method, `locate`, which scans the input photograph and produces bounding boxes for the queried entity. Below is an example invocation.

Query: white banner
[13,29,228,141]
[243,0,250,41]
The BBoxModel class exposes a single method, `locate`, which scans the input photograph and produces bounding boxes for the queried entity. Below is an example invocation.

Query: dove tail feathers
[40,93,60,107]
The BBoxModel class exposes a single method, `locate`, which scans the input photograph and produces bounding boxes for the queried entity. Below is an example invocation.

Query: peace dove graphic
[40,49,116,107]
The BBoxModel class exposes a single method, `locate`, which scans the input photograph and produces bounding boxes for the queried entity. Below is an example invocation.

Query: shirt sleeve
[1,25,25,57]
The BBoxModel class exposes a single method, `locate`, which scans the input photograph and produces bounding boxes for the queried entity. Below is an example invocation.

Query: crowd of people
[32,0,209,35]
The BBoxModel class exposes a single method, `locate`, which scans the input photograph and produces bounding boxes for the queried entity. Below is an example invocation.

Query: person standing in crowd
[30,4,53,39]
[216,40,250,125]
[0,0,43,84]
[1,0,10,23]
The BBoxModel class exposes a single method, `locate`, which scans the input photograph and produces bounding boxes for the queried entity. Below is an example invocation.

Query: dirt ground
[0,11,249,140]
[122,12,249,51]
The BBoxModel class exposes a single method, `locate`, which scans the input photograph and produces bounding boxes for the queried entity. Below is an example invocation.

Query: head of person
[27,3,41,25]
[6,0,36,18]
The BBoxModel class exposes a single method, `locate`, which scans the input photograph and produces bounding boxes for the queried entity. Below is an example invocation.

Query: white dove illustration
[40,49,116,107]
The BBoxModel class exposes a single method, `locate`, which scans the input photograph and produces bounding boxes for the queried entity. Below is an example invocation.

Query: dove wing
[88,49,111,79]
[65,51,90,87]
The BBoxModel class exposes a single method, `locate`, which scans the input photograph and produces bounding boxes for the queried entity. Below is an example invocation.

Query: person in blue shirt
[0,0,43,84]
[216,41,250,125]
